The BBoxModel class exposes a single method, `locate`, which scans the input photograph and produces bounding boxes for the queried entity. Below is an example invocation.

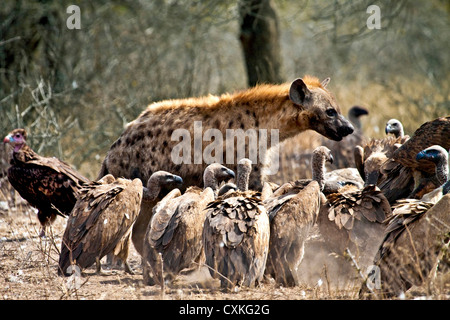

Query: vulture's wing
[392,116,450,174]
[59,178,142,274]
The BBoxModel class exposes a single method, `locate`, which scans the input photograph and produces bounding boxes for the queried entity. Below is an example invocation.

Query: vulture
[354,135,407,187]
[58,171,182,276]
[348,106,370,130]
[359,146,449,298]
[324,167,365,191]
[58,174,143,276]
[385,119,407,139]
[105,171,183,273]
[202,158,270,289]
[322,106,369,170]
[417,145,449,179]
[317,183,392,271]
[131,172,184,257]
[3,128,90,236]
[377,116,450,203]
[263,146,333,286]
[142,163,235,286]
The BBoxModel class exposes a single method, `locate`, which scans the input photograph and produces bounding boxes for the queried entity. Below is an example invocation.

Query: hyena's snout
[338,118,354,137]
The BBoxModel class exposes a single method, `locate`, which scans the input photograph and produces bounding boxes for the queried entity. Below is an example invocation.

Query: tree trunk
[239,0,283,87]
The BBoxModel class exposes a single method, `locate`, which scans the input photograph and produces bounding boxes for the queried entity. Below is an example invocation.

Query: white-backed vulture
[263,146,333,286]
[131,172,184,257]
[142,163,235,286]
[359,190,450,298]
[359,147,450,298]
[106,171,183,273]
[58,175,143,276]
[3,128,90,237]
[324,167,365,191]
[202,158,270,289]
[385,119,407,139]
[317,183,392,270]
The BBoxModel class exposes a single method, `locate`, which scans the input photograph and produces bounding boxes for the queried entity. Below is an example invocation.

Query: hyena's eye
[326,109,337,117]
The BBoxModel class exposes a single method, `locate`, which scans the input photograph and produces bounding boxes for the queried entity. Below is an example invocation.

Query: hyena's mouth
[324,124,354,141]
[324,128,344,141]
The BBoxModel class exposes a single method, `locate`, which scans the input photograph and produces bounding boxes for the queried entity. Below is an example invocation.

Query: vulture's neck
[236,169,250,191]
[12,144,38,163]
[436,157,449,185]
[203,170,219,192]
[312,154,326,191]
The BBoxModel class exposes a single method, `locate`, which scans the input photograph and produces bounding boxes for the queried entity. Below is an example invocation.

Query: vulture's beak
[3,135,12,144]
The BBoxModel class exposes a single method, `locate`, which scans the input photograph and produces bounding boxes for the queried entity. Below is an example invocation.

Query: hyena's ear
[289,78,311,106]
[321,77,331,88]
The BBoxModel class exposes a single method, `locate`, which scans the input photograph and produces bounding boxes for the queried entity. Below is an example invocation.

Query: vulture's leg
[124,260,135,275]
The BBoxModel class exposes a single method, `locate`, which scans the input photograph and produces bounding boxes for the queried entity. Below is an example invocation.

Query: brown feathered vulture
[3,128,90,236]
[354,118,409,186]
[359,147,450,298]
[103,171,183,273]
[262,146,333,286]
[377,117,450,204]
[58,171,183,276]
[354,135,407,187]
[202,158,270,289]
[58,174,143,276]
[142,163,235,286]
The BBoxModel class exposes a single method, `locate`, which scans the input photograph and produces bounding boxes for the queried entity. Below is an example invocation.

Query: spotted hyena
[98,75,354,190]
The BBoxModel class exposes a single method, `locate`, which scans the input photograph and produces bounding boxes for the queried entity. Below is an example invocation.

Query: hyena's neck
[210,90,309,144]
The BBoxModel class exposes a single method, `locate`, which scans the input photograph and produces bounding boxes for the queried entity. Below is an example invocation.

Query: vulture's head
[416,145,448,164]
[98,174,116,184]
[203,163,235,191]
[363,152,388,185]
[145,171,183,201]
[385,119,404,138]
[311,146,334,190]
[348,106,369,129]
[349,106,369,118]
[417,145,449,186]
[312,146,334,166]
[3,128,27,152]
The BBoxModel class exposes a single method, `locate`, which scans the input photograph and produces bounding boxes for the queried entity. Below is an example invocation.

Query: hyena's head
[289,76,354,141]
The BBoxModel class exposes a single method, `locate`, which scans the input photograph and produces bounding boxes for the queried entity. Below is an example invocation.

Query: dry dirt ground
[0,189,449,301]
